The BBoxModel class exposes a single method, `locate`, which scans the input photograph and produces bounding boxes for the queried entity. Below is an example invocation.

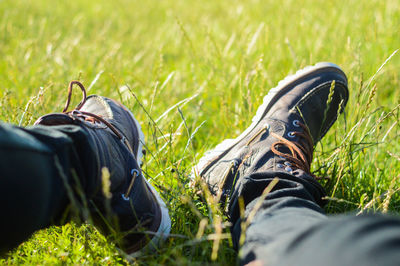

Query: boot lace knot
[270,120,314,174]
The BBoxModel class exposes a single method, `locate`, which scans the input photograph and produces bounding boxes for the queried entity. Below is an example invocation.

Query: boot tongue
[246,116,313,174]
[80,95,132,141]
[80,95,140,158]
[80,95,113,119]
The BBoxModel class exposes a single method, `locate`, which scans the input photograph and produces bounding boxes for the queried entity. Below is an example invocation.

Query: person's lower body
[192,62,400,266]
[0,82,174,255]
[0,83,172,255]
[0,122,99,253]
[231,171,400,266]
[0,119,170,254]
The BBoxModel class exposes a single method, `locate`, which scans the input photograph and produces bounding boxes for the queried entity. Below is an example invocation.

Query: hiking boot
[192,62,348,206]
[34,81,170,253]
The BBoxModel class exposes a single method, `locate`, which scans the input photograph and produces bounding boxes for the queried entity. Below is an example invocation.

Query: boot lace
[65,81,139,200]
[63,81,134,154]
[270,120,314,174]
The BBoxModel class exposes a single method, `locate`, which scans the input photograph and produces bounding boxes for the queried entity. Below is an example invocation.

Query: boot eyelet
[292,120,300,127]
[285,166,293,172]
[122,169,140,201]
[122,194,130,200]
[284,162,291,166]
[287,132,296,138]
[131,169,139,175]
[277,163,284,168]
[71,110,82,116]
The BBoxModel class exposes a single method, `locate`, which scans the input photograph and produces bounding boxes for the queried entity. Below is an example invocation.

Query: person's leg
[278,213,400,266]
[231,170,400,266]
[0,122,98,253]
[195,62,400,265]
[229,171,326,266]
[232,171,400,266]
[0,81,170,254]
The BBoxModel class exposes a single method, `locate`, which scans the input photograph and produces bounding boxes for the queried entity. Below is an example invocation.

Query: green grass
[1,0,400,264]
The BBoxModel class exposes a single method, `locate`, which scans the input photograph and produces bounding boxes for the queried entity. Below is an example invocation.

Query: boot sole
[192,62,347,179]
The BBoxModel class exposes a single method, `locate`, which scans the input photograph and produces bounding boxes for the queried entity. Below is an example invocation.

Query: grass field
[1,0,400,264]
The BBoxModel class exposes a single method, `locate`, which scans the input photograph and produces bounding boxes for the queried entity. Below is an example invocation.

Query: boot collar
[34,81,134,154]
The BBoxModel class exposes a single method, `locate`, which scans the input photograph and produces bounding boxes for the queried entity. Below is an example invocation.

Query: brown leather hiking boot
[34,81,170,253]
[192,62,348,206]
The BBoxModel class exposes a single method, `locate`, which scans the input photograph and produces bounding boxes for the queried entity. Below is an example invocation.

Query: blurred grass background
[1,0,400,264]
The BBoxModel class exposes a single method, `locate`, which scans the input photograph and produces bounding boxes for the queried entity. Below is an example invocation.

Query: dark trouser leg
[230,171,400,266]
[0,123,99,253]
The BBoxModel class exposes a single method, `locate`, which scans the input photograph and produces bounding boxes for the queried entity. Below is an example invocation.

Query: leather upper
[196,64,349,207]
